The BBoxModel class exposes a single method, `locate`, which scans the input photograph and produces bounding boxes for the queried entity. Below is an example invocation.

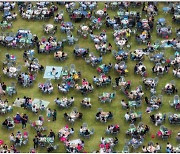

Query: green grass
[0,2,180,153]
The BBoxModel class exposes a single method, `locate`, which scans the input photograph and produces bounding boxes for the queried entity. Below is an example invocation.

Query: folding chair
[70,64,75,71]
[97,108,103,112]
[73,107,78,112]
[90,128,94,135]
[82,123,88,128]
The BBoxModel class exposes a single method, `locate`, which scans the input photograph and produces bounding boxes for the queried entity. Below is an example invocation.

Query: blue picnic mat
[32,98,50,108]
[161,43,173,48]
[43,66,62,79]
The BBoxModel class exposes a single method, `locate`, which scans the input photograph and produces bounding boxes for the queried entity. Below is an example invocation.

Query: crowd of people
[0,1,179,153]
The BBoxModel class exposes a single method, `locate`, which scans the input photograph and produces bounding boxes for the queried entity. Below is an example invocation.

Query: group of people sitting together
[90,31,111,55]
[96,110,113,123]
[98,92,116,103]
[54,97,74,108]
[37,36,62,54]
[163,81,178,94]
[18,72,36,87]
[58,125,74,143]
[75,78,94,95]
[168,113,180,124]
[145,95,162,113]
[0,144,19,153]
[98,137,118,153]
[64,108,83,123]
[54,50,67,61]
[38,80,54,94]
[143,77,158,94]
[80,97,92,108]
[9,131,29,146]
[93,74,111,87]
[85,53,102,67]
[124,110,142,123]
[142,142,161,153]
[79,123,94,138]
[0,1,179,153]
[134,62,147,77]
[2,117,15,129]
[106,124,120,134]
[150,113,166,126]
[57,69,81,93]
[19,2,58,20]
[0,98,12,114]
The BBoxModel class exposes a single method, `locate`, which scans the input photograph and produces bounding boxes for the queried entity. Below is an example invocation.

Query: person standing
[21,114,28,129]
[52,109,57,121]
[33,136,39,149]
[46,108,51,122]
[2,82,7,95]
[48,129,55,140]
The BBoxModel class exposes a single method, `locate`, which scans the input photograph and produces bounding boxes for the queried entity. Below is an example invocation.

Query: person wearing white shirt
[54,98,61,105]
[24,60,30,67]
[80,126,83,134]
[48,85,53,93]
[69,97,74,103]
[166,142,172,149]
[101,137,105,145]
[114,63,119,70]
[155,143,161,152]
[142,146,147,152]
[9,133,16,142]
[125,112,130,121]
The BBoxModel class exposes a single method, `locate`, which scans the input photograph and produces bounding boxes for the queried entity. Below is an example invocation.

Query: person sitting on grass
[51,67,56,75]
[14,113,21,123]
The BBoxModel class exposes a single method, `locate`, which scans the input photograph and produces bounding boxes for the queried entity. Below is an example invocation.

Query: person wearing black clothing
[84,129,90,136]
[144,125,150,134]
[21,114,28,129]
[33,136,39,149]
[115,77,120,86]
[134,64,138,73]
[23,51,28,59]
[21,117,26,129]
[15,137,20,145]
[96,112,101,118]
[52,109,57,121]
[113,126,118,133]
[2,82,6,91]
[47,145,54,153]
[150,115,155,124]
[114,137,118,144]
[152,65,155,73]
[36,41,40,53]
[2,119,8,126]
[49,130,55,139]
[172,85,176,94]
[3,144,8,150]
[133,130,138,136]
[145,96,149,104]
[37,131,42,137]
[34,35,39,43]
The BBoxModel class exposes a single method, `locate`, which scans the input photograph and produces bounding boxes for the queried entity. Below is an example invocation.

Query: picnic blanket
[13,98,25,107]
[43,66,62,79]
[32,98,50,108]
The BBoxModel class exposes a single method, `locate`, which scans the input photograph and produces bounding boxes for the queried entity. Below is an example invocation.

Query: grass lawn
[0,2,179,153]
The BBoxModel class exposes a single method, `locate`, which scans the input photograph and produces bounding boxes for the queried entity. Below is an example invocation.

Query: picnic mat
[43,66,62,79]
[32,98,50,108]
